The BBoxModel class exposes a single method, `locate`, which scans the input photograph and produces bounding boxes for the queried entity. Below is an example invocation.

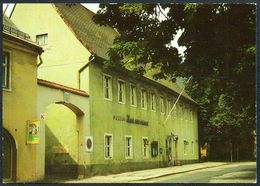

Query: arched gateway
[37,79,89,178]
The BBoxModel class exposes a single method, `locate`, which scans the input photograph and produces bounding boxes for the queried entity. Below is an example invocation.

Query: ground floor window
[125,136,133,158]
[191,141,194,155]
[184,140,188,155]
[142,137,149,158]
[104,134,113,159]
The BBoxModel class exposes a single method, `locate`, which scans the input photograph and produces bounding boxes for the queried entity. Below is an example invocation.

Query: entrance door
[166,138,174,166]
[3,130,16,181]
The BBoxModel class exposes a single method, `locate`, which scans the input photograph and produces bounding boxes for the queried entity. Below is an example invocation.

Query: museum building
[10,3,199,178]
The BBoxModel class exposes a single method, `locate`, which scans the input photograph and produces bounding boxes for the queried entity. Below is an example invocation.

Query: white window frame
[191,140,194,155]
[104,133,113,159]
[125,135,133,159]
[142,137,149,159]
[160,96,165,114]
[103,74,112,101]
[130,83,137,107]
[2,50,11,91]
[117,79,126,104]
[151,93,156,112]
[36,33,48,45]
[140,88,147,110]
[180,104,184,120]
[167,99,171,116]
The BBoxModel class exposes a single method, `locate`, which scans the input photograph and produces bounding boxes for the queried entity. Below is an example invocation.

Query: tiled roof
[3,14,31,40]
[53,3,195,104]
[53,3,119,60]
[3,14,19,29]
[38,79,89,97]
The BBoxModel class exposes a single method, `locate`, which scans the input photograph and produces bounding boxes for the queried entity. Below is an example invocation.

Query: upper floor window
[36,34,48,45]
[151,93,156,111]
[160,96,165,114]
[125,136,133,158]
[167,99,171,115]
[141,89,147,109]
[130,84,137,106]
[103,74,112,100]
[104,134,113,159]
[2,51,10,89]
[118,79,126,103]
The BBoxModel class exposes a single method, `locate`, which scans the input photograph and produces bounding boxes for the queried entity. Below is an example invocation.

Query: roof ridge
[52,3,94,54]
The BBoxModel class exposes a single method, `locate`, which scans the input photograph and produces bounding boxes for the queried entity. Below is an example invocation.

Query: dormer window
[36,34,48,45]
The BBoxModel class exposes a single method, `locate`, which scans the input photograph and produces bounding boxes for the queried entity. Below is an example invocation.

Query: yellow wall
[11,4,91,91]
[3,37,44,182]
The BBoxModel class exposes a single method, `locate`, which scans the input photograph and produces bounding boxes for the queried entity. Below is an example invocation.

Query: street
[133,162,256,183]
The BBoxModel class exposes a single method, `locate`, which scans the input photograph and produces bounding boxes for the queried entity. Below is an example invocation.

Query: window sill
[118,101,126,105]
[104,98,112,102]
[2,88,12,92]
[130,104,137,108]
[104,157,113,160]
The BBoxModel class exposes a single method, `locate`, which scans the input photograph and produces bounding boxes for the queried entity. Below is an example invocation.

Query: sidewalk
[45,162,229,183]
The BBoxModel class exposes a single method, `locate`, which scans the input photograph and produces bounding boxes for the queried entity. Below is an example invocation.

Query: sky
[3,3,185,56]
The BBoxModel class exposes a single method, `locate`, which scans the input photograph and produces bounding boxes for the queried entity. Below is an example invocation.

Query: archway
[44,102,84,178]
[3,129,17,182]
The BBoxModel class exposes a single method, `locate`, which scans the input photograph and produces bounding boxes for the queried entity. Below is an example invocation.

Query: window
[36,34,48,45]
[118,79,125,103]
[142,137,149,158]
[184,140,188,155]
[2,52,10,89]
[104,134,113,159]
[160,96,165,114]
[172,99,177,117]
[125,136,133,158]
[103,74,112,100]
[191,141,194,155]
[141,89,147,109]
[167,99,171,115]
[180,104,184,120]
[151,141,158,157]
[151,93,156,111]
[130,84,137,106]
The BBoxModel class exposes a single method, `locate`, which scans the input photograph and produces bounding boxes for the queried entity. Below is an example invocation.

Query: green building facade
[84,60,198,176]
[10,3,199,178]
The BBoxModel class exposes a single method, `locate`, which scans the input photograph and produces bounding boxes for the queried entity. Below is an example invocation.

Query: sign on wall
[27,120,40,144]
[85,136,93,152]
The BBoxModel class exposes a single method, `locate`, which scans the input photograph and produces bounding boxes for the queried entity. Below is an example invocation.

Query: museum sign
[113,115,148,126]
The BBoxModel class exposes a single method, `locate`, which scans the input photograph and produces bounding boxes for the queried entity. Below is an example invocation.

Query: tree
[94,3,256,160]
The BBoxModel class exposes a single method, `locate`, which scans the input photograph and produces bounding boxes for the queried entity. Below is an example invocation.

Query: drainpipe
[78,54,95,89]
[37,55,43,67]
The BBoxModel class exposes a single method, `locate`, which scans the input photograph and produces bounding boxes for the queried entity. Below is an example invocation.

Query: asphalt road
[137,162,256,183]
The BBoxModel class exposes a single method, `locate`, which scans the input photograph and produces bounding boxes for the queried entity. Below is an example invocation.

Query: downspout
[37,55,43,67]
[78,54,95,89]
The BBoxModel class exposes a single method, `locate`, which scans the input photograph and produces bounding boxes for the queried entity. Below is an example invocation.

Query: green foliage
[94,3,256,149]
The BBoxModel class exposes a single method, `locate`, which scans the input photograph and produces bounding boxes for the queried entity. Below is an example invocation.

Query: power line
[163,76,192,125]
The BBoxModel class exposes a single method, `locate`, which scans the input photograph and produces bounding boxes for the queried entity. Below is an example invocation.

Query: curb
[128,163,230,182]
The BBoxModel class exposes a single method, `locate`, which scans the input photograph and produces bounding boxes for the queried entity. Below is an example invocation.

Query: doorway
[3,129,16,181]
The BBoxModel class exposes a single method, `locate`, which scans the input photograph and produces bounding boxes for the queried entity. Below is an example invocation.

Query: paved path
[134,162,256,183]
[60,162,229,183]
